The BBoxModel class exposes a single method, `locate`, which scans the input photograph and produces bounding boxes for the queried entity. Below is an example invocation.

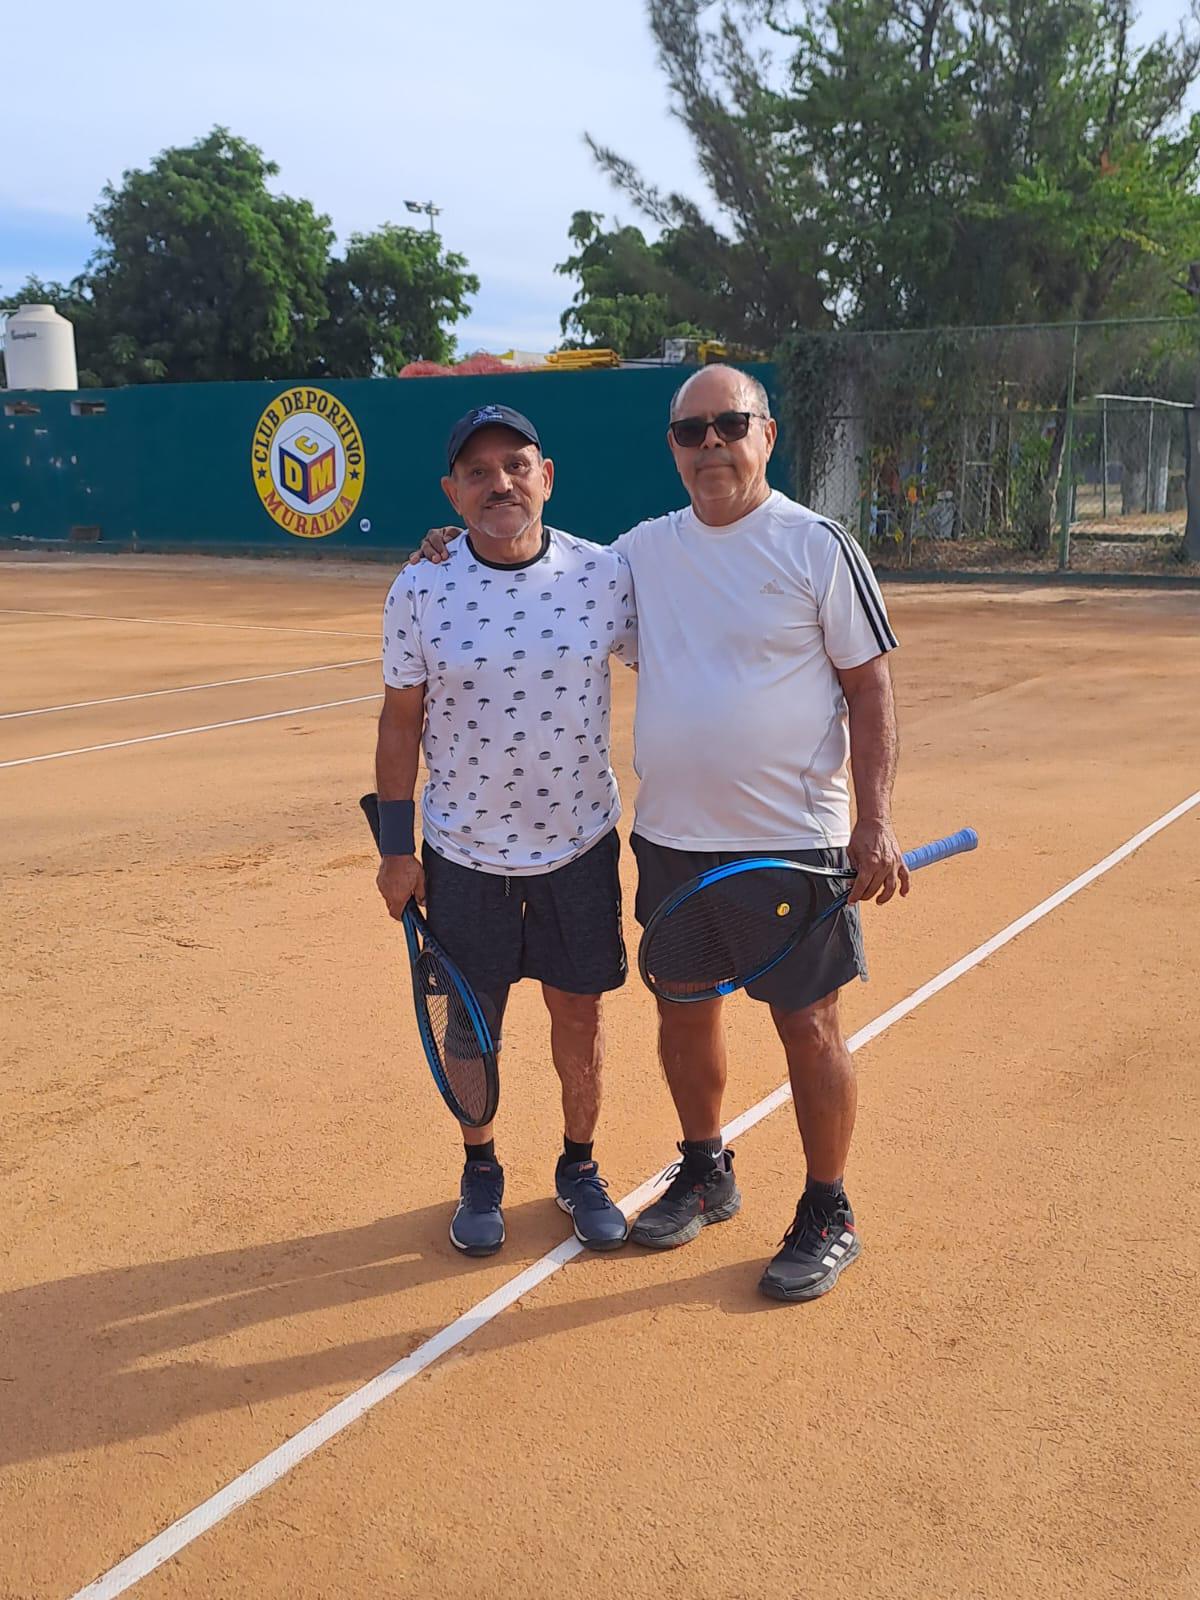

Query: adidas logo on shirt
[760,578,785,595]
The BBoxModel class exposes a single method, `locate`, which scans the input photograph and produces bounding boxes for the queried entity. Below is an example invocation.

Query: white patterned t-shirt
[382,528,637,876]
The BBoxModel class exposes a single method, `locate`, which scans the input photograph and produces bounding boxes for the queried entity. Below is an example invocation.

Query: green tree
[795,0,1200,328]
[588,0,1200,339]
[312,223,479,375]
[3,130,483,385]
[589,0,1200,549]
[555,210,715,355]
[79,127,332,383]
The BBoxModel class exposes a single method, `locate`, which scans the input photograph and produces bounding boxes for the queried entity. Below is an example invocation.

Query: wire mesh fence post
[1145,401,1156,514]
[859,448,871,549]
[1186,387,1200,561]
[1058,322,1080,570]
[1101,397,1109,519]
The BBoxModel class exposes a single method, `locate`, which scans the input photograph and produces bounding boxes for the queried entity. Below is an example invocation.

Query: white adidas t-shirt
[382,529,637,875]
[614,491,897,850]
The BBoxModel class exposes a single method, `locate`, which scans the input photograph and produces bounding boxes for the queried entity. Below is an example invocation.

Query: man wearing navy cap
[372,405,638,1256]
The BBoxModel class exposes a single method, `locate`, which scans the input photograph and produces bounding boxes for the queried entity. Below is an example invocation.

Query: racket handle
[360,792,381,846]
[902,827,978,873]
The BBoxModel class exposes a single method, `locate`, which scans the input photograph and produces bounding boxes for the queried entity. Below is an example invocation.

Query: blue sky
[1,0,1192,355]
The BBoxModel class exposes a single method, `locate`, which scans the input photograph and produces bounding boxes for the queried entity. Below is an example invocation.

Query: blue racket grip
[901,828,978,873]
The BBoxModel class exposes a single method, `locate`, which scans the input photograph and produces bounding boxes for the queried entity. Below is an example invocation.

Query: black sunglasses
[669,410,768,449]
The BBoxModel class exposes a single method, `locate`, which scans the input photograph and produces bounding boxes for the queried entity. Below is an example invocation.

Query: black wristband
[377,799,416,856]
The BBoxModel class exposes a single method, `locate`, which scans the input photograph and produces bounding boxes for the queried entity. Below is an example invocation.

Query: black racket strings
[646,868,825,990]
[416,949,493,1124]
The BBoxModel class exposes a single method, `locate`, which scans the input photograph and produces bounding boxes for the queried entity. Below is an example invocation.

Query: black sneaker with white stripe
[758,1191,860,1301]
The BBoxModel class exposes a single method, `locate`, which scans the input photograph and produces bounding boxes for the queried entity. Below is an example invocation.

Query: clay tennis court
[2,554,1197,1600]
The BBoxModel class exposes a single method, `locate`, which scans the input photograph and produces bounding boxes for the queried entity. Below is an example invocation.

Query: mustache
[469,505,538,540]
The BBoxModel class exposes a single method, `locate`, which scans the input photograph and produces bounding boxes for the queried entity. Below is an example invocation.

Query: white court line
[0,659,376,721]
[0,607,375,639]
[0,695,383,770]
[67,786,1200,1600]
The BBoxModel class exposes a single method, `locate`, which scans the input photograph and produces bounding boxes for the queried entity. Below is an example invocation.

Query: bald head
[669,363,771,422]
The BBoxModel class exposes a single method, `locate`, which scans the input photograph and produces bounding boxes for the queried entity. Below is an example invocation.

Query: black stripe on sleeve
[818,518,898,653]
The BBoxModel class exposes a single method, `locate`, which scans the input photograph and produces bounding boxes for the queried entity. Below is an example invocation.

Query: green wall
[1,364,786,555]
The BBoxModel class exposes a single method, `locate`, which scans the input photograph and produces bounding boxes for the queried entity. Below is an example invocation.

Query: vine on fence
[775,318,1198,558]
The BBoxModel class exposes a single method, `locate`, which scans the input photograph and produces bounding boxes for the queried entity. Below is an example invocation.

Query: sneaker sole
[555,1194,629,1251]
[449,1219,505,1257]
[630,1190,742,1250]
[758,1235,861,1302]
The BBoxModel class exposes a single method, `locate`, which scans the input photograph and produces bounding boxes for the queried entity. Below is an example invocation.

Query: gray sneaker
[630,1145,741,1249]
[449,1160,505,1256]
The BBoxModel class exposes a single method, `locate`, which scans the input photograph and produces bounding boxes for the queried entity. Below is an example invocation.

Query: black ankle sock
[465,1139,496,1165]
[682,1136,724,1172]
[562,1137,593,1166]
[805,1176,847,1208]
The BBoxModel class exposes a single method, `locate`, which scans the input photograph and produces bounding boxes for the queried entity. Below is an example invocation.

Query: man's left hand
[847,816,910,906]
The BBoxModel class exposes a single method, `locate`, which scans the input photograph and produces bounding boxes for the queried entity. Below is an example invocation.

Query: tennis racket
[638,828,978,1004]
[360,793,500,1127]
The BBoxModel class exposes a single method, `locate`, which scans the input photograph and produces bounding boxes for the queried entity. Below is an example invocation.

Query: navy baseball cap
[446,404,541,470]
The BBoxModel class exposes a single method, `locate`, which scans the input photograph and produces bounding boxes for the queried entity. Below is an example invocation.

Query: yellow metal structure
[543,348,622,370]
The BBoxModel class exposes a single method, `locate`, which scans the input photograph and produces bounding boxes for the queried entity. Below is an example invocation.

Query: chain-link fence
[781,318,1198,567]
[1070,396,1188,535]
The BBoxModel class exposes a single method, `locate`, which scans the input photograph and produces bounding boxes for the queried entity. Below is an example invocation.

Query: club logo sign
[251,387,365,538]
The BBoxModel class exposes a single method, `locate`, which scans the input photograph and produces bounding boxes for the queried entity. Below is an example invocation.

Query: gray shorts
[631,833,867,1013]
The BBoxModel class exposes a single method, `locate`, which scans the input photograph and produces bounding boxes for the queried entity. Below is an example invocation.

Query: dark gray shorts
[631,833,867,1013]
[422,830,626,1042]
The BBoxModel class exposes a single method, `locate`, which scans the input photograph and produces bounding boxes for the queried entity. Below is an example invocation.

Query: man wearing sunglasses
[619,363,903,1304]
[413,364,904,1302]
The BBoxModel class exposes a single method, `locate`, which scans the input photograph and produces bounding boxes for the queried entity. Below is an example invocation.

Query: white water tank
[3,303,79,390]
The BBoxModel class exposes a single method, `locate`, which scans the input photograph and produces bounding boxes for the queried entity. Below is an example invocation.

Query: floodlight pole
[405,200,442,235]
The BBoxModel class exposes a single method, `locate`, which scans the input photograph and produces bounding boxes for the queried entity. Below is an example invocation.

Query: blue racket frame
[400,901,499,1122]
[361,793,499,1126]
[638,827,979,1003]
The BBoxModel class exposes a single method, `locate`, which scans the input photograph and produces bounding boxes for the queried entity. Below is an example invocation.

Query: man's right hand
[377,854,425,920]
[406,526,464,566]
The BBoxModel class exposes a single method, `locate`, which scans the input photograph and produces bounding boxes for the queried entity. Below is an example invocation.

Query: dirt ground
[872,531,1195,576]
[1,555,1198,1600]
